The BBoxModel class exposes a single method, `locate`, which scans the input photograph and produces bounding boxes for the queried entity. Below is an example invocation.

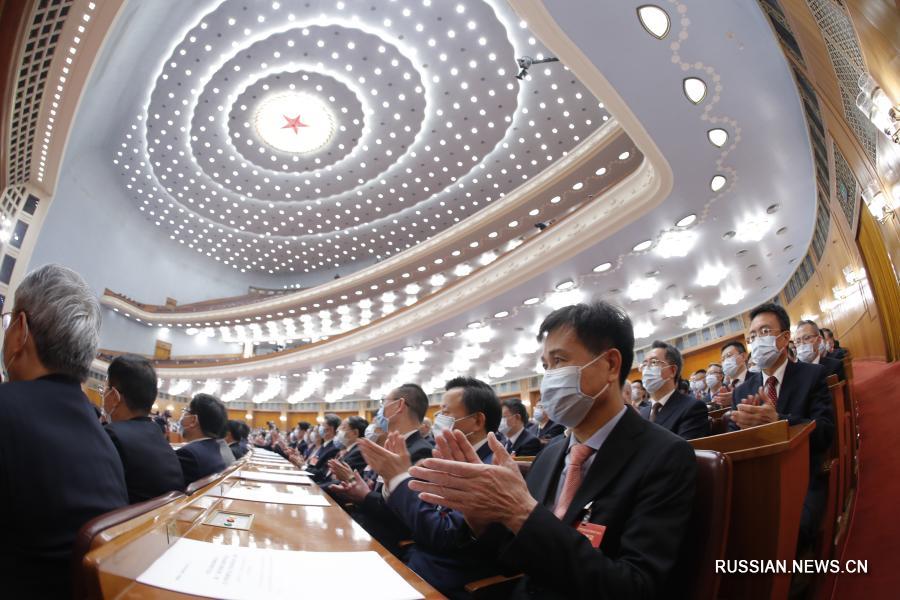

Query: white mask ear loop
[580,351,611,399]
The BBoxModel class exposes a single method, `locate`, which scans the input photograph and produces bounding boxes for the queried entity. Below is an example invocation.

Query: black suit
[105,417,185,503]
[473,407,697,599]
[0,374,129,598]
[354,431,433,556]
[527,419,565,441]
[506,427,543,457]
[341,444,368,474]
[639,389,710,440]
[827,346,848,361]
[230,441,250,459]
[307,440,341,483]
[818,356,846,381]
[730,359,834,545]
[175,438,226,488]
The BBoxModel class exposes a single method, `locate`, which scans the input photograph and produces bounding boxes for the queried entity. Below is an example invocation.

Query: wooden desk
[691,421,815,600]
[84,461,443,599]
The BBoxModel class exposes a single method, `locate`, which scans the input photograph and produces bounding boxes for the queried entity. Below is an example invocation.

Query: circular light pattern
[683,77,707,104]
[707,128,729,147]
[637,5,670,39]
[710,174,727,192]
[253,92,335,154]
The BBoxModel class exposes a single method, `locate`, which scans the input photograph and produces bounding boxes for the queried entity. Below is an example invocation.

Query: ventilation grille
[832,141,859,228]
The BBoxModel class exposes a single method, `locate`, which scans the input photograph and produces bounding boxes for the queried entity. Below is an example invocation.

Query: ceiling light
[696,266,729,287]
[632,239,653,252]
[734,214,772,242]
[555,279,575,291]
[627,277,660,300]
[493,310,510,318]
[467,321,484,329]
[637,5,670,39]
[429,274,446,287]
[683,78,707,104]
[685,311,710,330]
[593,262,612,273]
[443,331,457,338]
[710,175,727,192]
[547,288,584,309]
[254,93,335,154]
[655,229,697,258]
[404,284,420,295]
[707,128,728,147]
[523,297,541,306]
[662,298,690,317]
[454,263,473,277]
[719,286,746,306]
[676,214,696,227]
[634,320,656,339]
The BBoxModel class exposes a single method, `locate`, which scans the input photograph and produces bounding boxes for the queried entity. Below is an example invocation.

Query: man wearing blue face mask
[638,341,710,440]
[405,301,698,599]
[728,303,833,548]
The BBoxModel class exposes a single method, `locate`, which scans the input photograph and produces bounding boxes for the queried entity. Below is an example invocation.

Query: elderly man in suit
[729,303,834,548]
[407,301,698,599]
[526,400,566,443]
[638,341,710,440]
[103,354,184,503]
[795,320,846,381]
[176,393,228,487]
[0,264,129,598]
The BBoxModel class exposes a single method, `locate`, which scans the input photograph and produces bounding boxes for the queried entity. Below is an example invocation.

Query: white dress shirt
[762,356,789,399]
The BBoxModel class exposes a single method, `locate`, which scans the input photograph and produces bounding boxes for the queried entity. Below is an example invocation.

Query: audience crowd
[0,264,845,598]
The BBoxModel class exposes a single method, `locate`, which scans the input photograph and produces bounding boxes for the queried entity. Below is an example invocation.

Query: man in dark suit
[407,301,698,598]
[729,303,834,547]
[330,383,433,555]
[526,401,565,443]
[0,264,129,598]
[820,328,848,360]
[103,354,184,503]
[323,415,370,480]
[292,413,342,482]
[501,399,542,457]
[629,380,651,410]
[638,340,709,440]
[175,393,228,488]
[225,420,251,459]
[795,320,846,381]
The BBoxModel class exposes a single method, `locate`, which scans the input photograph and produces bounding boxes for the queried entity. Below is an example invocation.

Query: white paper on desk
[237,470,313,485]
[137,538,424,600]
[249,457,291,465]
[223,485,331,506]
[254,465,308,474]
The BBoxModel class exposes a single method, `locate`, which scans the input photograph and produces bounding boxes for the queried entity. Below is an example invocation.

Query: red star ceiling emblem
[281,114,309,134]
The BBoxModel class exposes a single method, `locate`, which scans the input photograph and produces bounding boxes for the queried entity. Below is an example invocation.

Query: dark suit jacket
[354,431,433,555]
[307,440,341,482]
[819,356,846,381]
[176,438,226,488]
[341,444,368,474]
[827,346,848,360]
[105,417,185,503]
[506,427,542,457]
[730,359,834,460]
[527,419,566,441]
[639,390,710,440]
[0,374,129,598]
[473,407,697,599]
[230,441,250,459]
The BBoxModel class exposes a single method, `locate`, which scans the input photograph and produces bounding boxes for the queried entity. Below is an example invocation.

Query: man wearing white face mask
[729,303,833,548]
[301,413,342,482]
[794,320,845,380]
[688,369,708,401]
[526,401,565,443]
[638,341,709,440]
[405,301,698,599]
[500,399,542,457]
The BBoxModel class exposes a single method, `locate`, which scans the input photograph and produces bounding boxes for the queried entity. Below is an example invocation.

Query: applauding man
[405,301,698,598]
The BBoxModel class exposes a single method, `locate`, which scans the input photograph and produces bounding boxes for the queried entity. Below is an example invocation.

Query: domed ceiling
[115,0,609,275]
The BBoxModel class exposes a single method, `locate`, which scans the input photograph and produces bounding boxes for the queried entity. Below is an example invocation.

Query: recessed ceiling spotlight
[443,331,457,338]
[766,203,780,214]
[467,322,483,329]
[637,5,670,39]
[707,128,728,147]
[555,279,575,291]
[593,262,612,273]
[676,214,697,227]
[633,239,653,252]
[523,297,541,306]
[722,231,736,240]
[683,78,707,104]
[710,175,727,192]
[493,310,510,318]
[618,151,630,160]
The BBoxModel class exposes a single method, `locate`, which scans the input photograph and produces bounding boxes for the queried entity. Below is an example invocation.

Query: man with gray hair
[0,264,128,598]
[638,340,709,439]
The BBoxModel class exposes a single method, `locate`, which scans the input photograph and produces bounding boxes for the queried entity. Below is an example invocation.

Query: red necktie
[554,443,595,520]
[765,376,778,406]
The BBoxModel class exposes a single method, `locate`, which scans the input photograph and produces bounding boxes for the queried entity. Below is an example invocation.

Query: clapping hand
[730,386,778,429]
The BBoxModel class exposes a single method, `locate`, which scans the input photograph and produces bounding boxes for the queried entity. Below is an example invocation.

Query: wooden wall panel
[251,410,282,429]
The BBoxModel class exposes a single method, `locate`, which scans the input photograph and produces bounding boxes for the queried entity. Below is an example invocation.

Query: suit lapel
[562,409,644,523]
[654,392,681,428]
[527,435,568,506]
[777,360,802,413]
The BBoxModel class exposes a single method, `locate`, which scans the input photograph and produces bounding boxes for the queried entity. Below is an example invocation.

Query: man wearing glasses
[174,394,228,488]
[794,320,846,380]
[0,265,128,598]
[638,341,709,440]
[728,303,833,549]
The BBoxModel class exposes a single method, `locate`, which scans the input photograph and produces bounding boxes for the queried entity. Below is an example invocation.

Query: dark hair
[678,379,690,393]
[395,382,429,423]
[691,369,707,377]
[445,376,501,433]
[502,399,529,425]
[189,393,227,439]
[537,301,635,386]
[296,421,311,431]
[651,340,683,381]
[347,415,368,438]
[722,340,746,355]
[796,319,820,334]
[820,327,834,339]
[226,419,247,442]
[107,354,158,415]
[323,413,341,432]
[749,302,790,333]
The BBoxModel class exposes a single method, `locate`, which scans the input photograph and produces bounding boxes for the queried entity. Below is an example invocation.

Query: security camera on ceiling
[515,56,560,80]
